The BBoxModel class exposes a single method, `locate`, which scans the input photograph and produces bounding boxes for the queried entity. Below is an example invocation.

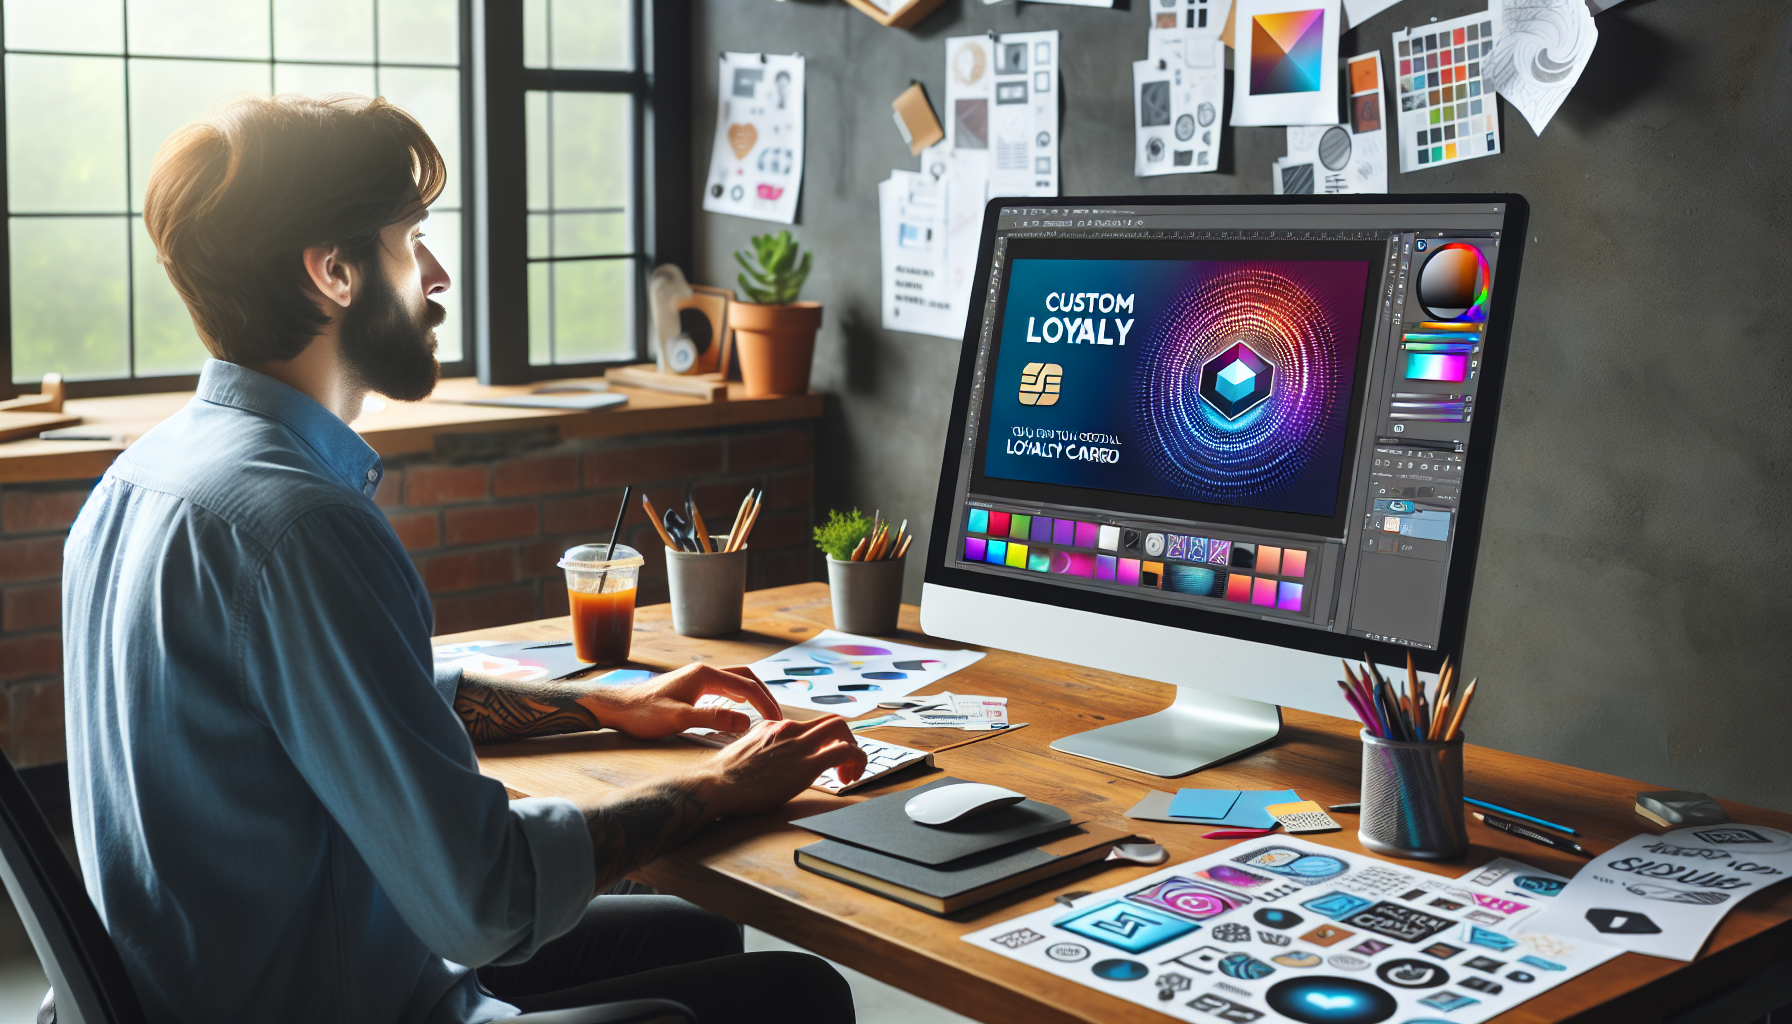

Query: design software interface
[942,202,1509,650]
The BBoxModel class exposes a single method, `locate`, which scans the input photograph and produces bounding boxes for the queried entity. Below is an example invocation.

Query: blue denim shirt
[63,360,595,1024]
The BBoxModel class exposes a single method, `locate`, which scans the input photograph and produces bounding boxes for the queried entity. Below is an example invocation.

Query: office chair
[0,749,693,1024]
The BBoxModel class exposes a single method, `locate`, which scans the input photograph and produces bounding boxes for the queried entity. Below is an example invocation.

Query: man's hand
[689,715,869,819]
[578,662,783,740]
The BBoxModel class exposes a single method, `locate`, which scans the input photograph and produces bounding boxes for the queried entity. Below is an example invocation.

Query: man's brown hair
[143,94,446,365]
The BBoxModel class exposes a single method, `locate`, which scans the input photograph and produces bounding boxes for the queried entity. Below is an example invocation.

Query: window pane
[528,212,549,260]
[274,0,374,63]
[379,0,459,66]
[6,54,126,213]
[130,57,269,212]
[131,218,207,376]
[380,66,461,210]
[552,211,626,258]
[545,258,632,364]
[10,217,128,382]
[128,0,270,60]
[522,0,547,69]
[4,0,122,54]
[549,0,632,71]
[525,91,549,211]
[551,91,630,213]
[273,61,376,99]
[424,208,463,364]
[528,261,550,364]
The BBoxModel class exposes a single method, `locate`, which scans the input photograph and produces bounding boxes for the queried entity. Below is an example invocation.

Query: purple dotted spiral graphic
[1133,264,1347,504]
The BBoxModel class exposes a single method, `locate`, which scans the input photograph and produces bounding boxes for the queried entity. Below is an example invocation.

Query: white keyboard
[682,697,933,795]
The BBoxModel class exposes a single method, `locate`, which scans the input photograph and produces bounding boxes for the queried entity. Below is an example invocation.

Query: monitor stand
[1049,687,1282,777]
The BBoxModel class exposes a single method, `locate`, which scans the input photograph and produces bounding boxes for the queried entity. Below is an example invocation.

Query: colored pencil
[1465,798,1580,836]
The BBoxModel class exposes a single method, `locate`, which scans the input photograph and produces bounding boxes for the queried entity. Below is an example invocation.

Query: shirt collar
[196,359,385,498]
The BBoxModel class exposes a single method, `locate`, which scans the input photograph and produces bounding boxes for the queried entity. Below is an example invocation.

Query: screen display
[982,255,1371,519]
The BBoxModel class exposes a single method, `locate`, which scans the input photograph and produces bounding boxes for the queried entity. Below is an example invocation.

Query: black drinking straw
[598,485,632,590]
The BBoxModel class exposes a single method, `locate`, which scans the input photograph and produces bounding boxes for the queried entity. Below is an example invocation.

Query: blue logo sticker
[1053,900,1198,954]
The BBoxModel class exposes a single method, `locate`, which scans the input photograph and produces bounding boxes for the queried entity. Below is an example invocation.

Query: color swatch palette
[1393,13,1501,172]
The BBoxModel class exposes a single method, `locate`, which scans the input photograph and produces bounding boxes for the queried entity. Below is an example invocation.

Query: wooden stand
[603,365,728,403]
[841,0,947,30]
[0,373,64,413]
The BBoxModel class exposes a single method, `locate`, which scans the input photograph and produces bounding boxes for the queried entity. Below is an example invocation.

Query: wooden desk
[457,583,1792,1024]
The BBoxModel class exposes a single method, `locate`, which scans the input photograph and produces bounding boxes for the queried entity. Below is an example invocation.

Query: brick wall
[0,421,815,767]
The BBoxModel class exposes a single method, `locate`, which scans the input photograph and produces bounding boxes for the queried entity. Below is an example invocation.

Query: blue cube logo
[1199,342,1274,420]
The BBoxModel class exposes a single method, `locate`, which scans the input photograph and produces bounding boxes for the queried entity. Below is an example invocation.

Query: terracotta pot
[731,300,821,397]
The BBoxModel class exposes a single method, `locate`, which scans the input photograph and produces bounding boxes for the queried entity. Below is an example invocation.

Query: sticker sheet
[749,629,986,718]
[944,31,1060,198]
[1229,0,1341,127]
[964,837,1620,1024]
[1132,33,1225,177]
[1392,11,1502,173]
[1481,0,1597,136]
[1528,825,1792,961]
[702,52,804,223]
[878,170,960,339]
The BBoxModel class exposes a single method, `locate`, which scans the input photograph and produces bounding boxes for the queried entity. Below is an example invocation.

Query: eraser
[1636,791,1727,827]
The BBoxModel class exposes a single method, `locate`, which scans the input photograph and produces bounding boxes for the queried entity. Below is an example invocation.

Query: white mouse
[904,783,1026,825]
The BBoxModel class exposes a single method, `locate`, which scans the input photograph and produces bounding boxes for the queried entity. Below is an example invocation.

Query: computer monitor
[920,195,1528,776]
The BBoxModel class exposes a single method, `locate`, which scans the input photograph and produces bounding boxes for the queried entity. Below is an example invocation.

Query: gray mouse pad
[790,776,1073,866]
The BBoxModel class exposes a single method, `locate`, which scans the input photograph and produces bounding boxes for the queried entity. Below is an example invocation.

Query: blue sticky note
[1171,789,1300,829]
[1168,789,1241,819]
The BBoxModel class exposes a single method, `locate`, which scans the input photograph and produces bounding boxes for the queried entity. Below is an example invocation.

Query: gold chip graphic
[1018,362,1063,406]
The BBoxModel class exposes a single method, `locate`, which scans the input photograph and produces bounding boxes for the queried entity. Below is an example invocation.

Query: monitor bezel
[922,192,1530,673]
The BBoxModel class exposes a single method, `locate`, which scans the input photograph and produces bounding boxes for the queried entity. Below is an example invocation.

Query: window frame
[0,0,687,398]
[472,0,687,385]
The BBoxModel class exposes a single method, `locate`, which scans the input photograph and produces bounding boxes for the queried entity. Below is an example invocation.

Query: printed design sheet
[1528,824,1792,961]
[1133,33,1225,176]
[964,837,1619,1024]
[945,31,1060,198]
[879,170,959,338]
[1271,51,1387,194]
[1392,12,1502,172]
[702,53,804,223]
[748,629,986,718]
[1230,0,1341,127]
[1149,0,1232,33]
[1482,0,1597,136]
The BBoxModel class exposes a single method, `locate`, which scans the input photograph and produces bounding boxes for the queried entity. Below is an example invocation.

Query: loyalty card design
[984,258,1371,519]
[747,629,984,716]
[965,838,1620,1024]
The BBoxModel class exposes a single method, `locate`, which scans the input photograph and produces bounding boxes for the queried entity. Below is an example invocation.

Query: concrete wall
[689,1,1792,811]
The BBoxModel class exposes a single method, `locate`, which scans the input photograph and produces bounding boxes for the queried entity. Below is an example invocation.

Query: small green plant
[734,230,813,305]
[813,508,873,561]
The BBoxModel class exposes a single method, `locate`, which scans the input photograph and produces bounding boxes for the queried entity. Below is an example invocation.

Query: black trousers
[476,895,856,1023]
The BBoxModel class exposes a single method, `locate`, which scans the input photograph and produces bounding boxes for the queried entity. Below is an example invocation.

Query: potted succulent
[815,508,907,636]
[731,230,820,397]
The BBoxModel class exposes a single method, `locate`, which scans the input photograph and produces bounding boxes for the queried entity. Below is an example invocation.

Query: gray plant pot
[826,555,906,636]
[666,538,747,637]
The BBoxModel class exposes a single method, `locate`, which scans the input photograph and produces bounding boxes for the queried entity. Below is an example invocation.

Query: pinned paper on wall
[703,52,805,223]
[1271,50,1387,193]
[879,169,960,339]
[1393,11,1503,173]
[1229,0,1340,127]
[1132,34,1225,176]
[1341,0,1402,27]
[944,31,1060,198]
[1482,0,1598,136]
[1148,0,1233,34]
[892,82,945,156]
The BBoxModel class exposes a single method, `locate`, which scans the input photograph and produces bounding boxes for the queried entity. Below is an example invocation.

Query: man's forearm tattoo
[587,779,712,891]
[454,677,603,743]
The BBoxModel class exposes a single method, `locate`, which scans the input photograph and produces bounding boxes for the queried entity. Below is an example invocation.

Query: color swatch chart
[961,506,1311,615]
[963,836,1620,1024]
[1393,14,1501,172]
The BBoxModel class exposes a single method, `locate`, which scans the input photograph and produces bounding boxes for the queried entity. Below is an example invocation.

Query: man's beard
[338,263,444,403]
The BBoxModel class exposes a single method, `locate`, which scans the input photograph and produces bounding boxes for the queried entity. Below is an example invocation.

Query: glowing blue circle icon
[1264,976,1399,1023]
[1091,959,1149,981]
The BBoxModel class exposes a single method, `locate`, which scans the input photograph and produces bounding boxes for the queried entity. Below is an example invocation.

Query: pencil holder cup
[1359,730,1468,861]
[826,555,905,635]
[665,537,747,638]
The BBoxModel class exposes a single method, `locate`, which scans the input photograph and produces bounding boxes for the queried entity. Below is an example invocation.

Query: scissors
[661,507,698,552]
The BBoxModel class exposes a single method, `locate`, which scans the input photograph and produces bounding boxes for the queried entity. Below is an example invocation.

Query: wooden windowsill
[0,377,823,484]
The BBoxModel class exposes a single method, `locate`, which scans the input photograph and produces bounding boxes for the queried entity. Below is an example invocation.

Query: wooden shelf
[840,0,947,30]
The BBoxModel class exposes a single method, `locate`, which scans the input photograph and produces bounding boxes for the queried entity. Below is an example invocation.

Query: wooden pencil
[729,494,763,552]
[690,500,712,553]
[895,534,913,560]
[849,537,868,561]
[1443,678,1477,741]
[640,494,679,550]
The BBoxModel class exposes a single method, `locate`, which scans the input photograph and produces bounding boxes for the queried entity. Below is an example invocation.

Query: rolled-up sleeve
[241,503,594,967]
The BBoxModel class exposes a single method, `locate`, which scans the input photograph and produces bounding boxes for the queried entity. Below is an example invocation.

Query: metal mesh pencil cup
[1359,730,1468,860]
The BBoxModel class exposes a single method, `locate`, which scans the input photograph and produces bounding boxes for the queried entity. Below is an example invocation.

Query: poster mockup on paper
[702,52,804,223]
[879,170,961,339]
[1271,51,1388,194]
[1133,34,1224,177]
[1229,0,1341,127]
[944,31,1060,198]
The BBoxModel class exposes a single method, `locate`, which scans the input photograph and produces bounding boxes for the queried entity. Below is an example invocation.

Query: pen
[1328,802,1361,813]
[1465,797,1579,836]
[1474,811,1590,857]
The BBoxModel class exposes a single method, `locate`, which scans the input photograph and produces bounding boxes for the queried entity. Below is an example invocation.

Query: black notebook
[789,776,1073,866]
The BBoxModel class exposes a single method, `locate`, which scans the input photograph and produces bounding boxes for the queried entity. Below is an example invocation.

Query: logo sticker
[1046,943,1089,962]
[1377,958,1450,989]
[1188,993,1264,1022]
[1054,900,1199,954]
[1341,901,1457,943]
[1300,924,1355,946]
[1218,953,1276,980]
[991,928,1045,949]
[1129,877,1250,921]
[1302,892,1373,920]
